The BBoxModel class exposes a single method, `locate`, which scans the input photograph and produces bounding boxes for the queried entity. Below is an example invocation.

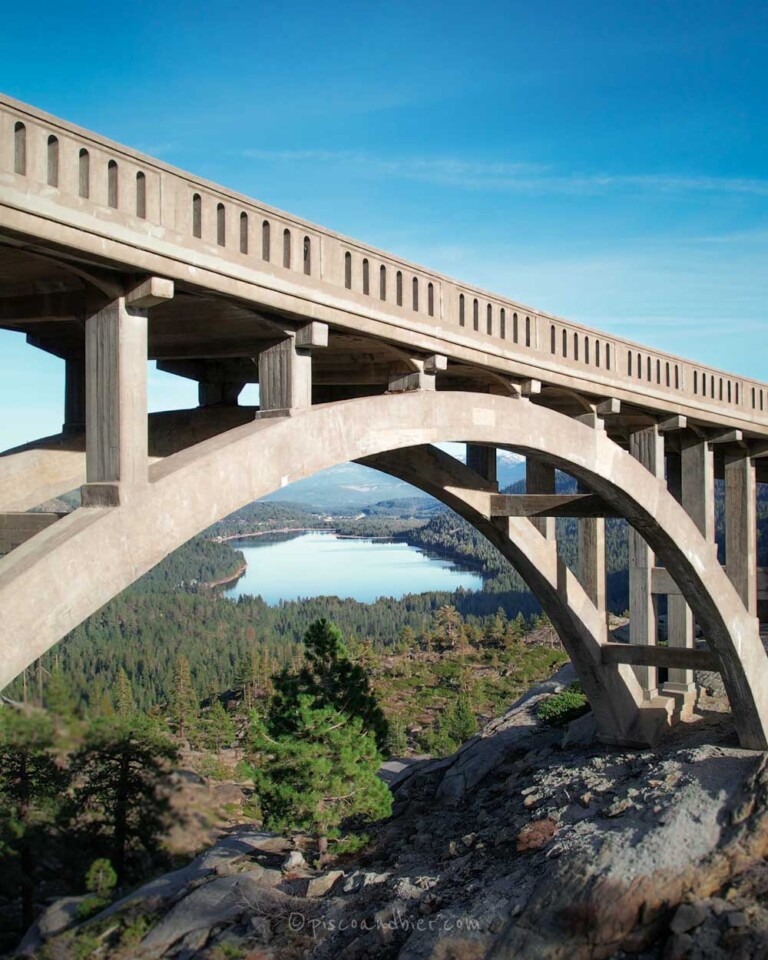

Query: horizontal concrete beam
[489,493,620,518]
[652,565,768,600]
[0,512,66,554]
[601,642,719,671]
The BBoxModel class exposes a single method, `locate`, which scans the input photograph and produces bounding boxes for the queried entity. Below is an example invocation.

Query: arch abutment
[257,321,328,415]
[360,445,661,747]
[628,423,664,699]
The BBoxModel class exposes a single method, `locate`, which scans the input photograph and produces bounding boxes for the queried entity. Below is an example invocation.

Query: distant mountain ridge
[262,450,526,512]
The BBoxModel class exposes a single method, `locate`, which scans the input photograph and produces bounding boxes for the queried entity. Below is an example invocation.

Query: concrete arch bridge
[2,95,768,749]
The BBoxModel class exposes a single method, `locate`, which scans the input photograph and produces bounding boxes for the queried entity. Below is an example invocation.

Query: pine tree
[115,669,135,719]
[202,700,236,755]
[45,659,76,719]
[169,655,199,743]
[433,605,463,650]
[0,709,68,929]
[68,716,178,883]
[246,696,392,848]
[270,619,388,749]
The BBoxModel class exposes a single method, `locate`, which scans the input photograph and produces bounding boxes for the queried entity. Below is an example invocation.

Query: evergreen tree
[443,694,478,743]
[270,619,388,749]
[45,659,76,719]
[201,700,236,755]
[68,716,178,883]
[115,669,135,719]
[433,604,463,650]
[246,696,392,849]
[169,655,199,743]
[0,709,68,929]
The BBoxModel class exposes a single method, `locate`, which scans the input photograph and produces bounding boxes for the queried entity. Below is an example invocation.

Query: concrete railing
[1,93,766,424]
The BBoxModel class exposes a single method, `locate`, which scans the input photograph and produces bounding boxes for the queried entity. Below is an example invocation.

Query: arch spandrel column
[1,392,766,748]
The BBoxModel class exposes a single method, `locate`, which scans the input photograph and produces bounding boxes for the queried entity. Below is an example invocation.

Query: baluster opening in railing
[573,331,579,361]
[78,148,89,198]
[486,303,493,335]
[595,339,601,367]
[136,172,146,218]
[428,282,434,317]
[107,160,118,209]
[216,203,226,246]
[192,193,202,238]
[513,313,518,343]
[46,135,58,187]
[585,336,590,365]
[525,316,531,348]
[459,293,465,326]
[396,271,403,306]
[282,228,291,269]
[380,265,387,300]
[240,212,248,254]
[473,298,479,331]
[606,343,611,370]
[303,236,311,275]
[550,324,556,354]
[262,220,271,261]
[413,277,419,312]
[563,329,569,358]
[500,308,506,339]
[362,258,370,294]
[13,122,26,175]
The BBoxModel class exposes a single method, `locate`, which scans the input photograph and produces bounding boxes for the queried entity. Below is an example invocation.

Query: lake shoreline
[221,530,484,605]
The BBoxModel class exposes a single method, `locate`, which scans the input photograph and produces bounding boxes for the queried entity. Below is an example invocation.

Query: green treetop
[270,619,388,750]
[246,695,392,847]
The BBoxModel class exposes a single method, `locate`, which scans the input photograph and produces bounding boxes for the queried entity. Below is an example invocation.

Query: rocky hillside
[15,669,768,960]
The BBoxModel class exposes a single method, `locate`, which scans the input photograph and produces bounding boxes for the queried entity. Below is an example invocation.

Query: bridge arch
[1,391,767,747]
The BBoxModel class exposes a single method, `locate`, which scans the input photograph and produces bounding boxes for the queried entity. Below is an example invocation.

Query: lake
[222,531,484,604]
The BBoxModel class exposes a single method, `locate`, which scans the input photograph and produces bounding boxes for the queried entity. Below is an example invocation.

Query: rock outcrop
[17,669,768,959]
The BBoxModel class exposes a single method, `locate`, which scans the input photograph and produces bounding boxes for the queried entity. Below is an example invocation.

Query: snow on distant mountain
[261,447,527,512]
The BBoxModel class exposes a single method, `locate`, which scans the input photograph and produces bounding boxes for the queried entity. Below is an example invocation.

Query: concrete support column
[258,322,327,415]
[63,354,86,434]
[526,458,555,539]
[83,296,148,501]
[663,438,714,700]
[577,481,606,616]
[725,452,757,617]
[629,424,664,698]
[466,444,497,487]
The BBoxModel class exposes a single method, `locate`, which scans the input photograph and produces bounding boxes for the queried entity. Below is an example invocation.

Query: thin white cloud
[239,148,768,197]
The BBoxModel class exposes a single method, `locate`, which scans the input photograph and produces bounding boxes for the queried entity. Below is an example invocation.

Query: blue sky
[2,0,768,448]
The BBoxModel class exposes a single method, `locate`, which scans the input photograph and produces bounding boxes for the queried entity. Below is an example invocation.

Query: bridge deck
[1,93,767,443]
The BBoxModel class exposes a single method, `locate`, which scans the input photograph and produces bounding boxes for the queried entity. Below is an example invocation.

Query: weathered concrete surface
[0,392,766,746]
